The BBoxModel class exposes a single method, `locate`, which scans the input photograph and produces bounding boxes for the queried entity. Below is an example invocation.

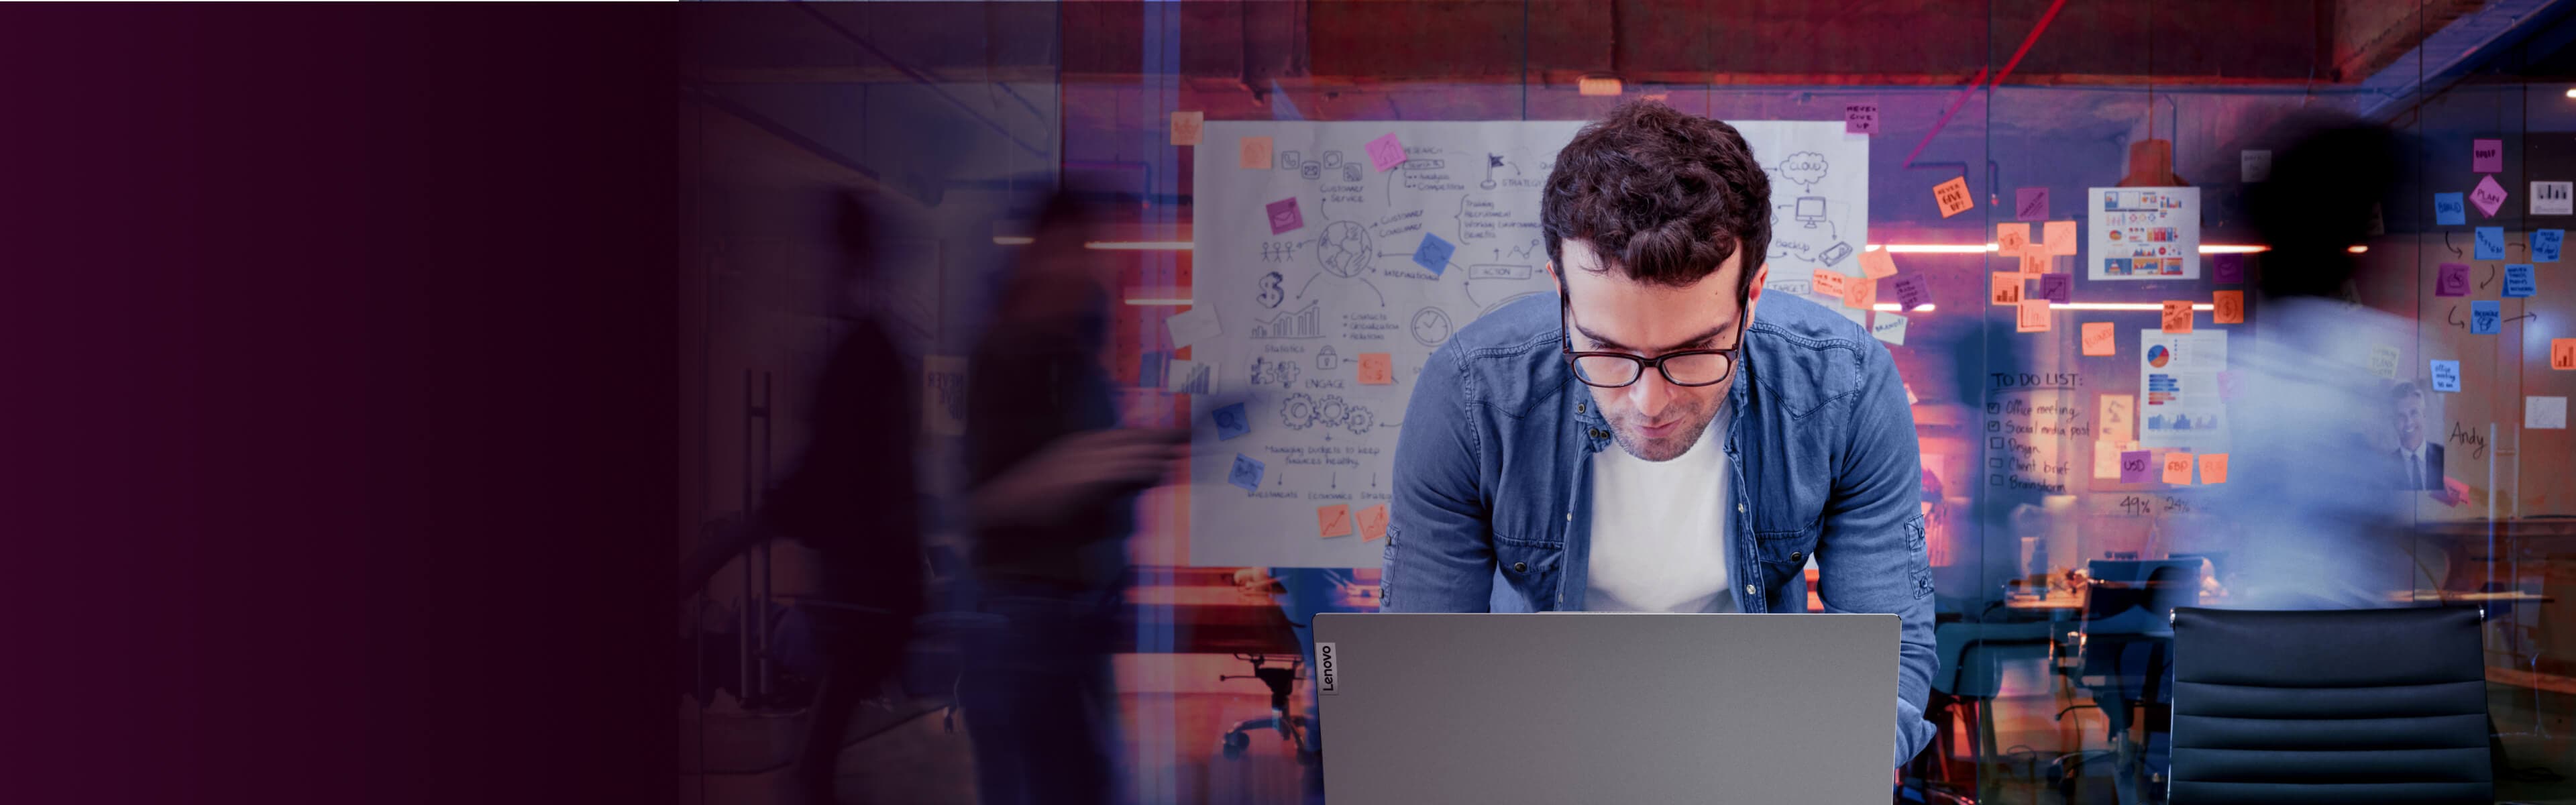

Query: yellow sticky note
[1356,504,1389,541]
[2100,393,2136,441]
[1934,176,1974,218]
[2082,321,2116,356]
[2017,299,2051,333]
[1858,249,1898,279]
[2198,453,2229,485]
[2044,221,2078,256]
[1991,272,2026,305]
[2020,251,2051,274]
[2161,300,2194,333]
[1812,269,1849,299]
[1169,111,1203,146]
[1996,223,2031,256]
[1356,352,1394,385]
[1316,504,1352,538]
[2093,439,2137,480]
[1239,136,1274,170]
[2162,451,2194,485]
[1843,275,1877,309]
[2214,290,2244,324]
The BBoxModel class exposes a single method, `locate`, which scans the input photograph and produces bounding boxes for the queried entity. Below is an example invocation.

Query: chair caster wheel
[1220,731,1250,760]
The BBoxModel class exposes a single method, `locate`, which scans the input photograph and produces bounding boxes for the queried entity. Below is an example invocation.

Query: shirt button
[1790,551,1803,561]
[1576,402,1586,413]
[1566,512,1572,521]
[1737,503,1746,513]
[1745,584,1757,596]
[1513,561,1529,573]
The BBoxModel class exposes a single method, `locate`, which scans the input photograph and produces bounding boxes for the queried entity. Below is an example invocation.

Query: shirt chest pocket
[1493,536,1565,609]
[1752,526,1818,574]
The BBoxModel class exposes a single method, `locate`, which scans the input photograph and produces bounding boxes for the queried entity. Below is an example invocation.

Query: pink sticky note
[2118,450,2154,484]
[2471,174,2509,218]
[2015,187,2049,221]
[2474,139,2504,174]
[1365,132,1407,172]
[2212,253,2245,284]
[1267,197,1303,235]
[1844,103,1878,135]
[2436,262,2471,297]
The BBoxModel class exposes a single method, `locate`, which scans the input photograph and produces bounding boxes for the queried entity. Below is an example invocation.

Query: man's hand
[973,428,1187,527]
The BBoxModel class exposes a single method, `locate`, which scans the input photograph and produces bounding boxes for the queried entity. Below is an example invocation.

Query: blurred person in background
[958,193,1187,805]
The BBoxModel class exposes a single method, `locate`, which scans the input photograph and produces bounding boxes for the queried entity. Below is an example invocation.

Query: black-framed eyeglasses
[1558,282,1747,389]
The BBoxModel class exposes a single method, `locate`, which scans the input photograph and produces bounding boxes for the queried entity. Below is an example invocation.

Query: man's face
[1557,239,1766,462]
[2395,392,2424,445]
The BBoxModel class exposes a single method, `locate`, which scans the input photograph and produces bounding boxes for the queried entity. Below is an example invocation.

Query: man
[2391,380,2443,491]
[1381,101,1937,767]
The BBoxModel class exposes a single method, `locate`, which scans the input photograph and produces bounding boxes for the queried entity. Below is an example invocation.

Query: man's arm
[1381,345,1495,612]
[1813,343,1939,767]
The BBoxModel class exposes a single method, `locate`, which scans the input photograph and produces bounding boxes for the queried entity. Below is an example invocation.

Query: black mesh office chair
[2168,606,2491,804]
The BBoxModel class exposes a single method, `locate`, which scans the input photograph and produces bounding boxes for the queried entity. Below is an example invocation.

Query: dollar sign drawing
[1257,271,1285,309]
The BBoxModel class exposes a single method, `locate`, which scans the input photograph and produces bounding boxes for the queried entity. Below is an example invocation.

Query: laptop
[1313,612,1898,804]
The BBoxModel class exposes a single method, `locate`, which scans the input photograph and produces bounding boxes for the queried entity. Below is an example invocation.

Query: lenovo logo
[1316,642,1339,694]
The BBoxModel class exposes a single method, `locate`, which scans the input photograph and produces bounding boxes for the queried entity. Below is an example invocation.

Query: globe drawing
[1316,220,1374,278]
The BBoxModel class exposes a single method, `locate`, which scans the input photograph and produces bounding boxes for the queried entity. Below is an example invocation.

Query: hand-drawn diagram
[1171,362,1212,395]
[1193,120,1864,568]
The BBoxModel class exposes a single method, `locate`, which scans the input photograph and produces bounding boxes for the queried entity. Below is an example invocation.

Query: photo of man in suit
[2392,380,2443,491]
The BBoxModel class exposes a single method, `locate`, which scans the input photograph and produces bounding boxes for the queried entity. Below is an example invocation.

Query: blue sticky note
[1228,453,1266,492]
[1138,351,1169,389]
[2471,300,2502,334]
[1413,233,1454,275]
[1213,402,1250,441]
[2505,264,2537,298]
[2430,360,2462,392]
[2436,193,2467,225]
[2477,227,2506,260]
[2536,229,2563,262]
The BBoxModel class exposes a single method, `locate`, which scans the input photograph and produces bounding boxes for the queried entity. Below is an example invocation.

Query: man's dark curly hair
[1542,101,1770,294]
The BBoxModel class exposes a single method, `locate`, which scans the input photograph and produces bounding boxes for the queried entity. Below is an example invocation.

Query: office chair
[1924,621,2055,803]
[2168,606,2491,804]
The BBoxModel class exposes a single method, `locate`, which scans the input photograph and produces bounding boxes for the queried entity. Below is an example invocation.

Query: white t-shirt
[1585,402,1736,613]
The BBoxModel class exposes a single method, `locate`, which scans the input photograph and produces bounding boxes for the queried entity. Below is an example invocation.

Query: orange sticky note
[2044,221,2078,256]
[2082,321,2116,356]
[2161,301,2194,333]
[1169,111,1203,146]
[1317,504,1352,538]
[2552,338,2575,370]
[2017,299,2051,332]
[1356,504,1389,541]
[2214,290,2244,324]
[2162,452,2194,485]
[1934,176,1974,218]
[2020,251,2052,274]
[1843,276,1877,309]
[1991,272,2026,305]
[1239,136,1274,170]
[1812,269,1849,299]
[1356,352,1394,385]
[1858,249,1898,279]
[1996,223,2031,256]
[2198,453,2229,485]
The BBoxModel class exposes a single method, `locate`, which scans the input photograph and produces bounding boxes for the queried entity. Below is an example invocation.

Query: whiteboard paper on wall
[2088,187,2200,281]
[1189,119,1867,568]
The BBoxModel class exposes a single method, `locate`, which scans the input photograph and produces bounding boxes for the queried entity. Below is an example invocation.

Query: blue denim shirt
[1381,290,1938,767]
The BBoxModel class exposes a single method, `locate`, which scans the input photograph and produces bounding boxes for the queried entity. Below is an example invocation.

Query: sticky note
[2161,300,2194,333]
[1228,453,1265,492]
[2093,440,2132,480]
[2020,251,2052,274]
[2536,229,2564,262]
[2039,274,2072,304]
[1991,272,2025,305]
[1843,275,1877,310]
[2213,253,2245,284]
[2015,188,2049,221]
[1356,352,1394,385]
[2472,174,2510,218]
[2534,181,2572,215]
[1169,111,1203,146]
[2100,394,2136,441]
[2215,370,2241,400]
[2555,338,2576,370]
[2082,322,2116,356]
[2436,193,2467,225]
[1858,248,1898,279]
[1267,197,1303,234]
[2119,450,2154,484]
[1934,176,1974,218]
[2436,262,2471,297]
[1845,103,1878,135]
[1214,402,1250,441]
[2017,299,2051,333]
[1413,233,1454,275]
[1166,307,1221,349]
[1365,132,1407,172]
[1997,223,2031,256]
[2504,264,2536,298]
[2045,221,2078,256]
[1356,503,1390,541]
[2369,345,2402,379]
[1138,351,1170,389]
[2529,396,2569,429]
[2475,138,2504,173]
[2471,300,2502,334]
[2477,227,2506,260]
[1240,136,1274,170]
[2430,360,2461,392]
[1892,275,1932,309]
[1812,269,1849,299]
[2214,290,2244,324]
[2241,150,2271,182]
[2163,452,2194,485]
[1871,313,1907,345]
[1317,504,1352,538]
[2198,453,2229,485]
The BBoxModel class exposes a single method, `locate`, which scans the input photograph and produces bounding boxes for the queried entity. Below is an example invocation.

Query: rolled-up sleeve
[1813,342,1939,767]
[1381,343,1494,612]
